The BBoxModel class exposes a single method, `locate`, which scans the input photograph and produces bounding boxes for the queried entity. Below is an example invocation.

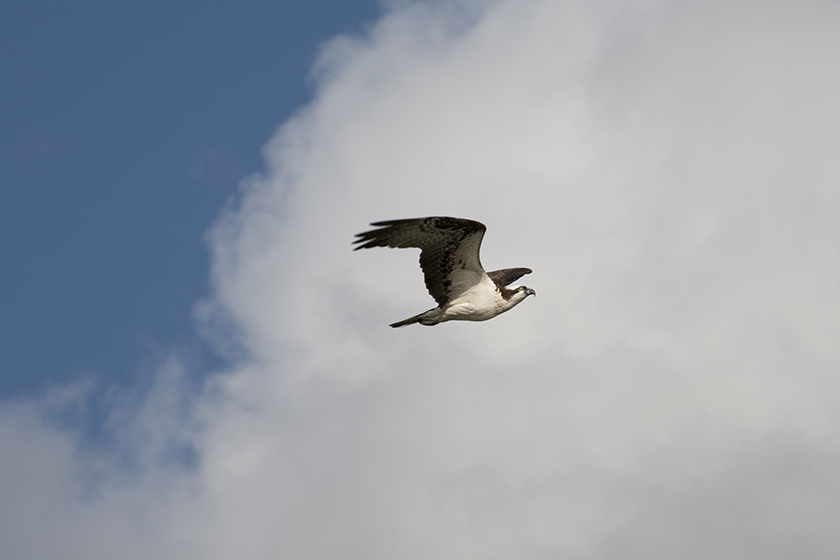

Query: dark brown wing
[353,217,487,305]
[487,267,532,288]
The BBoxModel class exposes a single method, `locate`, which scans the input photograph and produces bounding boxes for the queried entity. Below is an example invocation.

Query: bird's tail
[389,308,440,328]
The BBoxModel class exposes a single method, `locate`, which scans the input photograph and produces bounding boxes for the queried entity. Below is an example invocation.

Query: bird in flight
[353,217,535,328]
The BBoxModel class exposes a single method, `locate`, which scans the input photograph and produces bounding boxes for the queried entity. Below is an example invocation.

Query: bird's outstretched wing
[353,217,487,305]
[487,267,532,288]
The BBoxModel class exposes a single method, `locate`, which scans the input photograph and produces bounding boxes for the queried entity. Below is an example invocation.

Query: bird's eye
[519,286,525,291]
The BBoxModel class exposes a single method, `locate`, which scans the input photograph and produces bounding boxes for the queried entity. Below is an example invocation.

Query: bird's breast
[443,279,507,321]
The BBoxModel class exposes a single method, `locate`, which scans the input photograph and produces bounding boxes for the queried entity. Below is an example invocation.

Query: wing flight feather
[353,217,487,305]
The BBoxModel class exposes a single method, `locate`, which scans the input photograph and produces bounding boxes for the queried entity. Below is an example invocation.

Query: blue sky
[0,0,379,395]
[2,1,840,558]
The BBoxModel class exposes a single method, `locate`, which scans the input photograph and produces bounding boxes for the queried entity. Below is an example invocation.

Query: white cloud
[3,0,840,558]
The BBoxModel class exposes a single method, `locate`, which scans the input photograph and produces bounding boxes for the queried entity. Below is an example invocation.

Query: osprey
[353,216,536,328]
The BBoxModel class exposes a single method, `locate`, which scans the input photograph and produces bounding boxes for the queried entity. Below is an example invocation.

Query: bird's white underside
[416,274,527,324]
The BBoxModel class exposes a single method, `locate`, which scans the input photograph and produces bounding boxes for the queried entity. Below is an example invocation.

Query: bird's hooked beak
[526,288,536,297]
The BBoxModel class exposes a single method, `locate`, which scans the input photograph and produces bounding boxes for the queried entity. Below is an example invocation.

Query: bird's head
[510,285,536,303]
